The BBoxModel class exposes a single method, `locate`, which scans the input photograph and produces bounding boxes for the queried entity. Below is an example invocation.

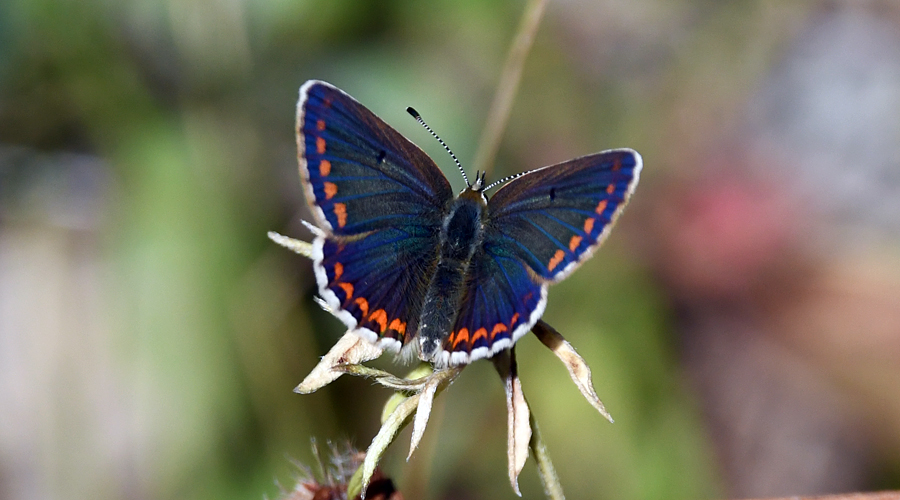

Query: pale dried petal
[358,394,419,498]
[268,231,314,258]
[493,350,531,496]
[533,320,614,423]
[407,375,440,460]
[350,366,461,496]
[294,332,384,394]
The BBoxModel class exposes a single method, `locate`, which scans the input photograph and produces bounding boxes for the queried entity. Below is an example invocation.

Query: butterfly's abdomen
[418,193,486,363]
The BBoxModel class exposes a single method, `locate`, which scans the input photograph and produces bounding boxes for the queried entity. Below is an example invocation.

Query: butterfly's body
[419,188,487,361]
[296,80,641,366]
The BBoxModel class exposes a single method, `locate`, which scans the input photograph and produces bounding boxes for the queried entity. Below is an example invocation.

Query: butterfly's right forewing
[440,149,641,364]
[486,149,641,283]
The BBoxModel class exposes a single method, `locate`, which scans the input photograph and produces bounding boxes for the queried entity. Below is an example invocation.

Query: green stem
[530,414,566,500]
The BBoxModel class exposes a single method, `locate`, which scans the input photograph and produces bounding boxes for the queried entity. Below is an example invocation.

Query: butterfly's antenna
[482,168,534,193]
[407,107,469,188]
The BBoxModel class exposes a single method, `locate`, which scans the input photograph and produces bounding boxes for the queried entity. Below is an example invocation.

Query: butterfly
[296,80,641,366]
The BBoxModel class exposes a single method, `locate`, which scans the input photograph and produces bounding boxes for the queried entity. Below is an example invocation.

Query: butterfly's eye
[376,150,386,164]
[549,187,556,201]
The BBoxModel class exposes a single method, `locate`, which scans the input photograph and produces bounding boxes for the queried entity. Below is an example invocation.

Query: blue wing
[440,149,641,364]
[312,225,437,350]
[297,80,452,349]
[486,149,641,283]
[297,80,453,235]
[441,244,547,365]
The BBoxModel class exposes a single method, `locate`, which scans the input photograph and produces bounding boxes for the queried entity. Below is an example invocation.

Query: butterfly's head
[457,170,488,205]
[471,170,487,191]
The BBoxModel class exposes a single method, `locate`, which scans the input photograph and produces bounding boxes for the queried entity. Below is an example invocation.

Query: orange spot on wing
[332,262,343,281]
[583,217,595,234]
[606,184,615,195]
[595,200,608,215]
[472,328,487,344]
[548,249,566,272]
[354,297,369,317]
[510,313,520,326]
[612,157,621,171]
[316,137,326,154]
[490,323,508,339]
[388,318,406,336]
[319,159,331,176]
[337,282,354,300]
[369,309,388,332]
[316,119,326,131]
[333,203,347,228]
[324,182,338,199]
[569,235,582,252]
[453,328,470,349]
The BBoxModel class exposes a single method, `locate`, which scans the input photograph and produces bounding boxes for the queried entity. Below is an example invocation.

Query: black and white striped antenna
[407,107,470,188]
[481,169,534,193]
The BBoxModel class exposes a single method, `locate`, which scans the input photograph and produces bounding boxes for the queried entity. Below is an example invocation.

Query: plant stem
[530,414,566,500]
[471,0,548,176]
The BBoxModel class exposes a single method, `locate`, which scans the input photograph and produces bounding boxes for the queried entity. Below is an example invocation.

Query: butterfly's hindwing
[313,225,439,350]
[297,80,452,235]
[441,244,547,365]
[486,149,641,283]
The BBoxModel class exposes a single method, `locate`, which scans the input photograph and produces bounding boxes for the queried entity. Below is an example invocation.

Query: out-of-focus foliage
[1,1,899,500]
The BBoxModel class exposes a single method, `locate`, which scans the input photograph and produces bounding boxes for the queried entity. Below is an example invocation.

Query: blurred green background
[2,1,900,499]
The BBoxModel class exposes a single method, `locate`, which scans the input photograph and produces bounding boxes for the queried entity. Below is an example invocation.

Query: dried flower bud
[533,320,614,423]
[295,332,384,394]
